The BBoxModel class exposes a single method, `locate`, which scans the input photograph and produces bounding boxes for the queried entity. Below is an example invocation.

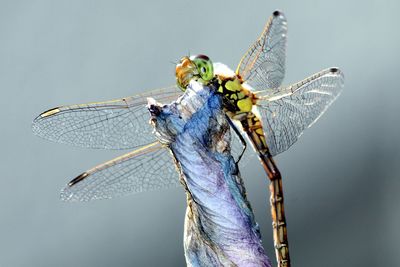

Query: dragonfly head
[176,54,214,91]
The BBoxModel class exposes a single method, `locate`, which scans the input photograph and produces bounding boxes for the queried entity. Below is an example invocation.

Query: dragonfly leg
[225,115,247,168]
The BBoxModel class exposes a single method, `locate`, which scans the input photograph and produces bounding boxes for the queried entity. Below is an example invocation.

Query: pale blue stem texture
[150,81,271,267]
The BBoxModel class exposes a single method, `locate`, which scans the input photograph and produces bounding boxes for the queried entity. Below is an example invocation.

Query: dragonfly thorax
[176,56,257,119]
[212,63,257,119]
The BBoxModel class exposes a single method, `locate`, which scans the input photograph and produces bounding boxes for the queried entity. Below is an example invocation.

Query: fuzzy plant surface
[148,81,271,267]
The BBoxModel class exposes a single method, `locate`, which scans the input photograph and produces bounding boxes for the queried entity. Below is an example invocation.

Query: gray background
[1,0,399,266]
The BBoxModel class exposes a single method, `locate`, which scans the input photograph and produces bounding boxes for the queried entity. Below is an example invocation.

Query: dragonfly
[32,10,344,267]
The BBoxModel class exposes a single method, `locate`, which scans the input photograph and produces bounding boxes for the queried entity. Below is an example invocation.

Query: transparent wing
[236,10,287,92]
[61,142,180,201]
[257,68,344,156]
[230,121,256,168]
[32,86,182,149]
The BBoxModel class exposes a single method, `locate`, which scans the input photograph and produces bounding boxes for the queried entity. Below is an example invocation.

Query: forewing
[32,86,181,149]
[257,68,344,156]
[236,10,287,92]
[61,142,180,201]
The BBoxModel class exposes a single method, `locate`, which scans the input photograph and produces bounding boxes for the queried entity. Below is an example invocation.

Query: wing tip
[39,107,61,118]
[31,118,45,137]
[68,172,90,187]
[32,107,61,136]
[60,189,73,202]
[328,67,343,74]
[60,172,90,202]
[330,67,343,74]
[329,67,345,81]
[330,67,339,73]
[272,10,286,19]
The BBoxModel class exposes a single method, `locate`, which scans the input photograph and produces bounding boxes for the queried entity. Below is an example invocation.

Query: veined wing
[236,10,287,92]
[61,142,180,201]
[230,120,256,167]
[256,68,344,156]
[32,86,182,149]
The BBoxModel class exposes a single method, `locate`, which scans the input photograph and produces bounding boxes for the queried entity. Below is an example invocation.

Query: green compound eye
[190,55,214,82]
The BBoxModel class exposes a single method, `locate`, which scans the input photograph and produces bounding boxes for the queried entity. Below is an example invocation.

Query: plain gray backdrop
[1,0,399,266]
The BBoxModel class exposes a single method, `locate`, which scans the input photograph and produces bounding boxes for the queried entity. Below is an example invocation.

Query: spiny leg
[225,114,247,168]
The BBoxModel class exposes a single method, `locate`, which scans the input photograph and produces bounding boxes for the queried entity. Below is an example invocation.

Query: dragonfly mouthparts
[176,57,199,90]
